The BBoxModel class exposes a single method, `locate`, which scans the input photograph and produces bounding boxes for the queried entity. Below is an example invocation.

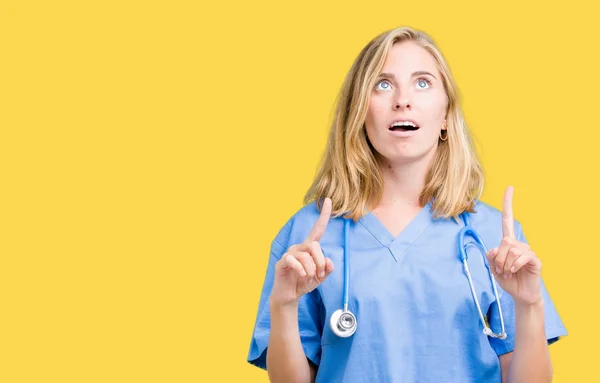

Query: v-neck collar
[358,200,434,262]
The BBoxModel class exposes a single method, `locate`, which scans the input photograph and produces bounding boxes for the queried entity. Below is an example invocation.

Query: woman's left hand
[486,186,543,306]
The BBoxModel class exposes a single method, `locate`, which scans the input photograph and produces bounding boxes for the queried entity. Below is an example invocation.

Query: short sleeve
[246,221,324,370]
[487,221,568,355]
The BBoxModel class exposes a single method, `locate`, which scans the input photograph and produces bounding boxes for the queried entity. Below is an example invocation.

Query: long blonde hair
[303,26,484,221]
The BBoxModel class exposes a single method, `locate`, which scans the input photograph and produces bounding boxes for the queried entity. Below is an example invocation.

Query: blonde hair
[303,26,484,221]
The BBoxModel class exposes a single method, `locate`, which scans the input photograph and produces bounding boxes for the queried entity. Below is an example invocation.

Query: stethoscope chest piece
[330,308,357,337]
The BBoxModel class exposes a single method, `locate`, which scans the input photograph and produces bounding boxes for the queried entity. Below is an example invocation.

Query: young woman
[247,26,567,383]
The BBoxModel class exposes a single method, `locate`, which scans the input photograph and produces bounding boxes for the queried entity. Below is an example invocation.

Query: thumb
[324,257,335,277]
[486,247,498,269]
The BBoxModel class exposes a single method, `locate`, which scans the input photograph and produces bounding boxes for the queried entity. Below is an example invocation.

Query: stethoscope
[329,212,507,340]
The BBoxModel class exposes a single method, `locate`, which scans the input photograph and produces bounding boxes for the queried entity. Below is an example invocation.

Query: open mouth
[389,125,419,132]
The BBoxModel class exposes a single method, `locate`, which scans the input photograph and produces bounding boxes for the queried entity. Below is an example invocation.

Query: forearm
[267,300,313,383]
[508,299,552,383]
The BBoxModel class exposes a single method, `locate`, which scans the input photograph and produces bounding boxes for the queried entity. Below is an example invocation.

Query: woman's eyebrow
[378,71,437,80]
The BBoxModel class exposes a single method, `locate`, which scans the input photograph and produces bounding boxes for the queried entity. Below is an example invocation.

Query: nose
[393,91,411,110]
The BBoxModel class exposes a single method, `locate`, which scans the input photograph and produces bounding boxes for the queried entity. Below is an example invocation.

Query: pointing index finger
[502,186,515,239]
[306,197,332,243]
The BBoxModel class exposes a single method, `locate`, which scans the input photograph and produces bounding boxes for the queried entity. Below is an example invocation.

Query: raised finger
[305,197,332,243]
[502,186,515,239]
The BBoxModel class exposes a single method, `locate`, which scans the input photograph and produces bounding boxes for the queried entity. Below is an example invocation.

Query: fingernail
[301,270,306,277]
[503,273,507,280]
[510,266,515,273]
[319,271,325,278]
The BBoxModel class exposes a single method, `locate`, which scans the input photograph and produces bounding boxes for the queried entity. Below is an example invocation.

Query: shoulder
[470,200,502,221]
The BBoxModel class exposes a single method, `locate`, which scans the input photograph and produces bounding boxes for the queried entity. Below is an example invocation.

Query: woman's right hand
[270,198,335,307]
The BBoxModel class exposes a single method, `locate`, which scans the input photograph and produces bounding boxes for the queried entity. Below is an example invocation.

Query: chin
[380,146,435,165]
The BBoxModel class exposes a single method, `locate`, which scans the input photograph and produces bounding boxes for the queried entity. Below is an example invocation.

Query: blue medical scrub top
[247,200,567,382]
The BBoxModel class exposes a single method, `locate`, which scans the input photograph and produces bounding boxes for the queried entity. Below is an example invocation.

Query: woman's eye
[417,78,431,89]
[375,80,392,91]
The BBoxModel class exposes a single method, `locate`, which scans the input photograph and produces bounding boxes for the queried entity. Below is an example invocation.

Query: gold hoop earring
[440,128,448,141]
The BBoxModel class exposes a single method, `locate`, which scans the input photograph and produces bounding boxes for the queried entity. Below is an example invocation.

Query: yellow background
[1,0,596,381]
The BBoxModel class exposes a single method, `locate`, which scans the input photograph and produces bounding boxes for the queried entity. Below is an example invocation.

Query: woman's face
[365,41,448,165]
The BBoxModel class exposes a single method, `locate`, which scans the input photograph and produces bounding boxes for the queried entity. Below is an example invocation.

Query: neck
[373,150,436,211]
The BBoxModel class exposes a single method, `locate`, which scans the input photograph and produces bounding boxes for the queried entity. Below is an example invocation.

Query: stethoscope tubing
[332,211,507,340]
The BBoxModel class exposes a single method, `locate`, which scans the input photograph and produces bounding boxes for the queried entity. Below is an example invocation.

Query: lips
[388,118,420,132]
[388,121,420,138]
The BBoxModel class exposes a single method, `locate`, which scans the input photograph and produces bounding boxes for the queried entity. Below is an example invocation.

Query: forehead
[381,41,440,76]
